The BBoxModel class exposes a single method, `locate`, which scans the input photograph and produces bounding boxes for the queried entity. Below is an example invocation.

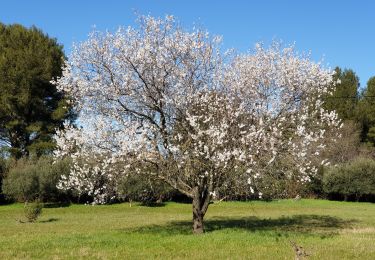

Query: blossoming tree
[54,15,341,234]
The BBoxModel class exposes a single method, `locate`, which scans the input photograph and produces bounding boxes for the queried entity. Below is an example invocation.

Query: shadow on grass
[43,201,71,208]
[139,202,166,207]
[39,218,59,223]
[126,215,355,237]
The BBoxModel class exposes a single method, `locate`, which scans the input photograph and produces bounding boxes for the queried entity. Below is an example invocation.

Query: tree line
[325,67,375,146]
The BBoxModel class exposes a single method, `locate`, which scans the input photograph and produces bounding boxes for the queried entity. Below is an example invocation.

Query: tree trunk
[192,190,210,234]
[193,199,204,234]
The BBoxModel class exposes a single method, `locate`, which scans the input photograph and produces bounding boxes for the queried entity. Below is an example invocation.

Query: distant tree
[357,77,375,145]
[0,23,75,158]
[324,67,359,121]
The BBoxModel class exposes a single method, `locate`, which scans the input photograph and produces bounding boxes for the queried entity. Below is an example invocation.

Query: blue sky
[1,0,374,88]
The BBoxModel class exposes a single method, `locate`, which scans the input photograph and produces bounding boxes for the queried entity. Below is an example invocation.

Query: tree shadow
[139,202,167,207]
[39,218,59,223]
[126,214,355,237]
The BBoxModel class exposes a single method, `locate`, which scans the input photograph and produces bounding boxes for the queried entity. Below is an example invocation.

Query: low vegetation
[323,158,375,201]
[2,156,70,202]
[23,201,43,222]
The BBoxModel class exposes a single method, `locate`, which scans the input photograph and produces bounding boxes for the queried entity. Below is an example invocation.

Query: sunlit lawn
[0,199,374,259]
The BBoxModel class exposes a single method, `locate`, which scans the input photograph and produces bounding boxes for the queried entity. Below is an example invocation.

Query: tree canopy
[54,15,341,233]
[357,77,375,145]
[324,67,359,121]
[0,23,75,158]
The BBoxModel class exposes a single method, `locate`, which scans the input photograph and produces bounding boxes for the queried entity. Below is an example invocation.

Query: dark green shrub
[118,174,176,206]
[24,201,43,222]
[2,156,71,202]
[323,158,375,201]
[2,158,38,202]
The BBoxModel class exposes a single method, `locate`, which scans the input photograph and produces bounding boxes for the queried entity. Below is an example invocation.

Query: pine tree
[0,23,75,158]
[324,67,359,121]
[357,77,375,145]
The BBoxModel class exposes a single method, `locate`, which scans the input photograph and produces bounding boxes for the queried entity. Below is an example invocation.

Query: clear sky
[1,0,374,88]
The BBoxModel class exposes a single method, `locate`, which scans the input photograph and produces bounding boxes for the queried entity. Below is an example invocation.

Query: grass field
[0,199,374,259]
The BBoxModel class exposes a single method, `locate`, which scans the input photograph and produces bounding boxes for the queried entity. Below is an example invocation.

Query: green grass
[0,199,374,259]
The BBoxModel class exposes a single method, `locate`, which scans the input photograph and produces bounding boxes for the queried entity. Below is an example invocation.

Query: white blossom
[53,15,340,205]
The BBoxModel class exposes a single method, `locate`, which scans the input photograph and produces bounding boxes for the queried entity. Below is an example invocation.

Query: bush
[118,174,178,206]
[2,156,71,202]
[24,201,43,222]
[323,158,375,201]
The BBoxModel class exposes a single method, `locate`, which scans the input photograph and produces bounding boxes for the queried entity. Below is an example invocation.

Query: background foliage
[323,158,375,201]
[2,156,71,202]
